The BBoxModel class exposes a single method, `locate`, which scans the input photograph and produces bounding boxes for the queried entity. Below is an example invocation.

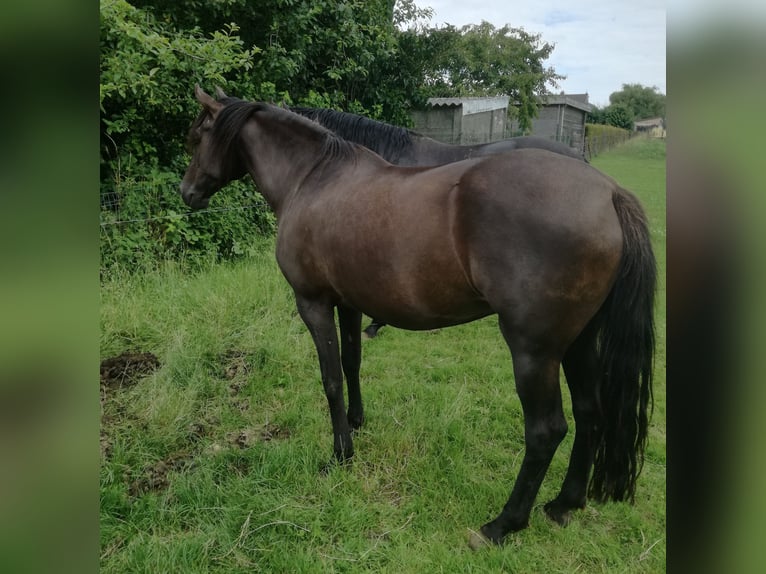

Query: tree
[609,83,665,120]
[128,0,412,116]
[412,22,563,132]
[587,105,608,125]
[604,103,635,130]
[100,0,257,174]
[587,84,664,129]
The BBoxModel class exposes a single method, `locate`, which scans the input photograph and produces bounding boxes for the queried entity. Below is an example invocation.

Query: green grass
[100,138,666,573]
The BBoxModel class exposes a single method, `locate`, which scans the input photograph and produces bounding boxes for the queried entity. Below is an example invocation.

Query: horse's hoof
[544,507,571,526]
[362,324,382,339]
[467,529,493,550]
[347,413,365,430]
[543,499,581,526]
[319,454,353,475]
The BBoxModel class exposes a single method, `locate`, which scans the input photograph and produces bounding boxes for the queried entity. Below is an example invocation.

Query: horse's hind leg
[338,304,364,429]
[473,320,568,546]
[544,321,601,525]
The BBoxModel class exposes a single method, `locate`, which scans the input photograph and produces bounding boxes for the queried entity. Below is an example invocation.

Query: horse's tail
[589,187,657,503]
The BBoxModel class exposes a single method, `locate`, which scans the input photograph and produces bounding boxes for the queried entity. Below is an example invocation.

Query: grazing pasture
[100,137,665,572]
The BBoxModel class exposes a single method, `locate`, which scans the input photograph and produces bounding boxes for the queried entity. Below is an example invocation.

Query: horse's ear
[195,84,222,114]
[214,86,228,100]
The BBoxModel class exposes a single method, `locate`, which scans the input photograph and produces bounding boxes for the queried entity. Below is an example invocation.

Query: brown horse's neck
[239,109,336,215]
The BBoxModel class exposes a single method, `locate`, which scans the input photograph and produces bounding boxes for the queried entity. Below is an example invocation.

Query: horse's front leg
[295,296,353,465]
[338,304,364,430]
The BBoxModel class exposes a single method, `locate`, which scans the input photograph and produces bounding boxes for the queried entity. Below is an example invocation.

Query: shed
[634,117,666,138]
[508,93,593,154]
[410,97,510,145]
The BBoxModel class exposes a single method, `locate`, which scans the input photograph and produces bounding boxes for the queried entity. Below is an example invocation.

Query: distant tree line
[588,83,666,130]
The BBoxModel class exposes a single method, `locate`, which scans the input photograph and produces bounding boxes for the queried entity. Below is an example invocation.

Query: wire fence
[99,179,277,273]
[99,201,269,227]
[99,184,269,228]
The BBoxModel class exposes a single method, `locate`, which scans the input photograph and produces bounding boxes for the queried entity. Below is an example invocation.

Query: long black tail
[589,188,657,503]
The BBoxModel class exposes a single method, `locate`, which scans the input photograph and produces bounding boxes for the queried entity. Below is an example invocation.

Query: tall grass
[100,138,665,572]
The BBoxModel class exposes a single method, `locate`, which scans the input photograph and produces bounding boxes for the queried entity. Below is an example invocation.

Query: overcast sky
[418,0,666,107]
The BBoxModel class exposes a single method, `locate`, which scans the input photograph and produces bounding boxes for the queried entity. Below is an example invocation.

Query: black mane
[290,107,415,163]
[188,98,356,175]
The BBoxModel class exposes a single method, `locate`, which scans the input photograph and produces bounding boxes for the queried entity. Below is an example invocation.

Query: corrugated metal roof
[540,95,593,113]
[427,96,510,116]
[426,95,592,114]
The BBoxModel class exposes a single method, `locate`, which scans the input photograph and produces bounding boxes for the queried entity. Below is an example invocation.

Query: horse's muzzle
[179,184,210,210]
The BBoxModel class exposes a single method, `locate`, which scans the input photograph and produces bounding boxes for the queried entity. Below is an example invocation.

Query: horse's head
[180,86,245,209]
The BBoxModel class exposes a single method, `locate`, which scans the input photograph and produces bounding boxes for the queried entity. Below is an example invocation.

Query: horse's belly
[338,271,492,331]
[374,306,494,330]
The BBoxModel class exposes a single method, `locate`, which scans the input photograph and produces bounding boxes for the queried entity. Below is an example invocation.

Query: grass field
[100,137,666,573]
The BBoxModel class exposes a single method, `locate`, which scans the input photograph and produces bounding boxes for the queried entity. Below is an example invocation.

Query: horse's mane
[290,107,415,163]
[188,97,359,177]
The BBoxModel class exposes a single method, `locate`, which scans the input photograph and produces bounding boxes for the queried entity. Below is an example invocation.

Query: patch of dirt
[186,420,213,444]
[229,379,248,396]
[222,350,251,382]
[100,351,160,391]
[229,397,252,413]
[100,351,160,461]
[226,428,260,449]
[259,422,291,442]
[100,429,113,459]
[220,348,271,391]
[226,422,291,449]
[128,451,194,496]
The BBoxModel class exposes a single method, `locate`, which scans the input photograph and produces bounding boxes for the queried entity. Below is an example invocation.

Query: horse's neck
[239,118,321,211]
[240,114,358,214]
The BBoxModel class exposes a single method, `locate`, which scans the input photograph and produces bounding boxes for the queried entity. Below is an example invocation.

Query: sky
[417,0,666,108]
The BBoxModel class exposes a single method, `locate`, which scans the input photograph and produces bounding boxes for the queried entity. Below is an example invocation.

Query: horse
[289,105,589,338]
[180,86,656,548]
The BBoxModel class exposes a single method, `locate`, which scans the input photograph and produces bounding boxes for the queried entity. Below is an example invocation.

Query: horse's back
[469,136,584,162]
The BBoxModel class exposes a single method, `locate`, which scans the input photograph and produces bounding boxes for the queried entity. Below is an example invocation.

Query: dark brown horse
[289,105,589,338]
[181,87,656,548]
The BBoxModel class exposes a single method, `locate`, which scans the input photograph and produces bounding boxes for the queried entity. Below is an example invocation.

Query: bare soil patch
[100,351,160,459]
[100,351,160,391]
[128,451,195,496]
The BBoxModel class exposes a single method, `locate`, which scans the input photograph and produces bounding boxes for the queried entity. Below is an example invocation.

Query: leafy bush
[100,0,257,170]
[100,168,275,275]
[100,0,272,274]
